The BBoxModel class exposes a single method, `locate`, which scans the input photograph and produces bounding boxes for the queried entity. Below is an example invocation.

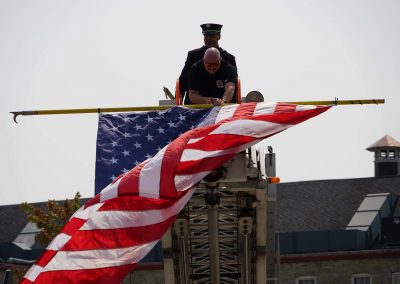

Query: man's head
[203,47,221,74]
[201,23,222,48]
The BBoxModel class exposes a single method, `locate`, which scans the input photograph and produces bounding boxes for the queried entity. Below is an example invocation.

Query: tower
[366,135,400,177]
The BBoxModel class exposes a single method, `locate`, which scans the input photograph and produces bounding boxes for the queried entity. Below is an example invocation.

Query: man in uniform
[188,47,237,106]
[179,23,237,104]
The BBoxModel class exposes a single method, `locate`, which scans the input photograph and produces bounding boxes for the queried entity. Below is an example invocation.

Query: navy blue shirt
[188,60,238,102]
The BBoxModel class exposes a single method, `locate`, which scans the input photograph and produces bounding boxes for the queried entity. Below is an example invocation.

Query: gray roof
[0,204,31,244]
[276,176,400,233]
[0,200,89,244]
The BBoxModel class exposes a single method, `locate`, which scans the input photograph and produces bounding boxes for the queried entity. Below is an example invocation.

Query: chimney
[366,135,400,177]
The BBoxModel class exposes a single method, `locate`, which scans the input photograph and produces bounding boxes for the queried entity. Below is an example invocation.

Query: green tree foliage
[20,192,81,246]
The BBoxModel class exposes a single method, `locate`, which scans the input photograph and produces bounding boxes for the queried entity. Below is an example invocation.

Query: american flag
[22,102,330,283]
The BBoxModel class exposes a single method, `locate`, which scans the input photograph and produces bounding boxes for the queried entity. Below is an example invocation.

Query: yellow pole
[10,99,385,123]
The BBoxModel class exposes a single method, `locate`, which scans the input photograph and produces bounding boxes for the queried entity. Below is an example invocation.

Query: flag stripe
[232,102,257,118]
[118,162,144,197]
[44,241,157,271]
[79,188,194,230]
[215,104,238,122]
[253,102,277,116]
[139,149,165,199]
[63,215,176,251]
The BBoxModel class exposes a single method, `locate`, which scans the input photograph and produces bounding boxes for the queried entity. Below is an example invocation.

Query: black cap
[201,23,222,35]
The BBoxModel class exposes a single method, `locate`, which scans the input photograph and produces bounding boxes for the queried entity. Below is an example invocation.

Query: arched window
[351,273,372,284]
[296,276,316,284]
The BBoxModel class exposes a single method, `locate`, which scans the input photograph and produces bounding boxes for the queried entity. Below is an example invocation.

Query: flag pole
[10,99,385,123]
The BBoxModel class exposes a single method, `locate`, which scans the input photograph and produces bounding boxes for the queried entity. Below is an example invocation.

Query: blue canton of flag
[95,106,213,195]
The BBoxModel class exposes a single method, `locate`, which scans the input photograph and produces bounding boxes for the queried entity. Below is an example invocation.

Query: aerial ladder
[161,145,279,284]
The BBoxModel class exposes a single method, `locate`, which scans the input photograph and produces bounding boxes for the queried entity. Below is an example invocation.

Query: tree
[20,192,82,246]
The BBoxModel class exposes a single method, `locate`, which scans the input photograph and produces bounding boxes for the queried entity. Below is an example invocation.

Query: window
[393,272,400,284]
[380,150,387,158]
[352,274,372,284]
[388,150,395,159]
[296,276,316,284]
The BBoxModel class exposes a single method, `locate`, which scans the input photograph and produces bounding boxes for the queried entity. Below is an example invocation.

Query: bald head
[203,48,221,74]
[204,47,221,63]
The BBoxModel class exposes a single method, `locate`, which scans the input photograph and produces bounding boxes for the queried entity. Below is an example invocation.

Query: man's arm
[222,82,235,103]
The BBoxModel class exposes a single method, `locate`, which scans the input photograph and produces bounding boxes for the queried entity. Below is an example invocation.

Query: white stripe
[187,137,203,144]
[215,104,239,122]
[209,120,287,137]
[295,105,317,112]
[181,121,292,163]
[174,172,211,192]
[254,102,277,116]
[186,120,283,149]
[100,178,122,202]
[47,233,71,251]
[138,148,166,198]
[44,241,158,271]
[79,188,195,230]
[24,264,43,281]
[181,139,263,162]
[72,203,104,220]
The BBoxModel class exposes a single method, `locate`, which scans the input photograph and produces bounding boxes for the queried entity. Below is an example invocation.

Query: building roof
[276,176,400,233]
[0,200,89,244]
[366,134,400,151]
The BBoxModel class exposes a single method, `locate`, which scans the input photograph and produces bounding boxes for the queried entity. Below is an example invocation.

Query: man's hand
[210,97,225,106]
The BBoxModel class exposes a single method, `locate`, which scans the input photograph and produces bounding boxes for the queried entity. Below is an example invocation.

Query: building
[1,135,400,283]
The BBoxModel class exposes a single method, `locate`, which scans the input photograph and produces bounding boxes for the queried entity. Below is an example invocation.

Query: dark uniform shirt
[179,46,236,104]
[188,59,238,103]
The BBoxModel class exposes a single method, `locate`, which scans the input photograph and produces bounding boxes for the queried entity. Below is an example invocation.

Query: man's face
[204,59,221,75]
[204,34,220,48]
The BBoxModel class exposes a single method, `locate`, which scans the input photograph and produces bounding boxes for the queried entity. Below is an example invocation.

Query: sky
[1,0,399,205]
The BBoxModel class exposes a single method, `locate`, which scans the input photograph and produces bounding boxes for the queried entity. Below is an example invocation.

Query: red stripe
[253,107,330,125]
[186,134,255,151]
[84,194,100,209]
[177,153,236,175]
[33,218,87,268]
[33,263,136,284]
[273,103,297,113]
[118,162,144,197]
[158,130,193,199]
[232,102,257,118]
[62,215,176,250]
[98,195,178,211]
[35,250,57,267]
[61,217,87,235]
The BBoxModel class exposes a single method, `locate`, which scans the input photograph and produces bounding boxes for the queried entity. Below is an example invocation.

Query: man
[188,47,237,106]
[179,23,237,104]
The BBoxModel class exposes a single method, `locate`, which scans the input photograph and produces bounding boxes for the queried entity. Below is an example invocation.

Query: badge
[216,80,224,88]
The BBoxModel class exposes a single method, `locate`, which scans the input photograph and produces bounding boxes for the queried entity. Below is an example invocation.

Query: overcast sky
[1,0,399,205]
